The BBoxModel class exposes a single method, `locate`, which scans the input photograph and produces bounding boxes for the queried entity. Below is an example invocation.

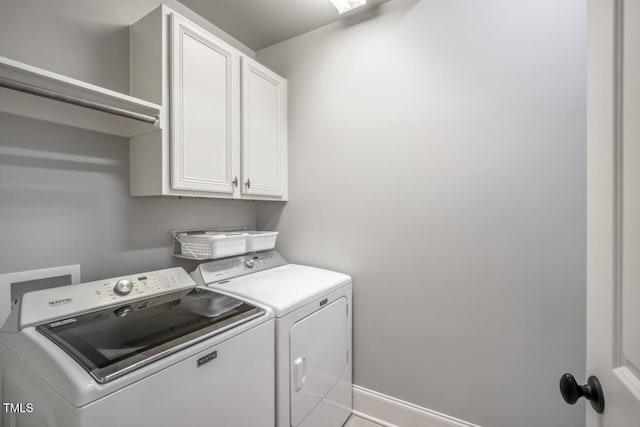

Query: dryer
[191,251,352,427]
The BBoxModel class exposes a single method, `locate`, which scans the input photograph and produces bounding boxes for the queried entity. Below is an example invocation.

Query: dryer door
[290,297,348,426]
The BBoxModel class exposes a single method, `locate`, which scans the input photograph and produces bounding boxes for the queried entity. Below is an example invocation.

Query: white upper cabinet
[170,13,239,194]
[129,6,287,201]
[241,57,287,198]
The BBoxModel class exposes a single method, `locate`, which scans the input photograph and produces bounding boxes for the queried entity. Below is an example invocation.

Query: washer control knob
[114,279,133,296]
[244,259,255,268]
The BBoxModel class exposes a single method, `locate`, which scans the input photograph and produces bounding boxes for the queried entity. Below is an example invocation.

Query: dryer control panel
[192,250,287,286]
[9,267,195,331]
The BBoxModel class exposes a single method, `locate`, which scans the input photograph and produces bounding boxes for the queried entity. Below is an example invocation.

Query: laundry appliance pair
[0,251,352,427]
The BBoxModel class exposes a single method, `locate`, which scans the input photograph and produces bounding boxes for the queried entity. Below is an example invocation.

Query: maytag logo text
[48,297,72,307]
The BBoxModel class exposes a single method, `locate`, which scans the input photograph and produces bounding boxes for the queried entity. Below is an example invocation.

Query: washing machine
[191,251,352,427]
[0,267,275,427]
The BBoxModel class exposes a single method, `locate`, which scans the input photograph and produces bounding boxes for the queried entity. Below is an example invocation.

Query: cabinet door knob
[245,178,251,189]
[559,373,605,414]
[233,177,238,187]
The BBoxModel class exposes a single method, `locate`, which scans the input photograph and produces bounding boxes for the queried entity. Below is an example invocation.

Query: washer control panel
[17,267,195,329]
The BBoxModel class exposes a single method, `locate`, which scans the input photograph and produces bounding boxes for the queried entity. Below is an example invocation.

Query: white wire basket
[170,227,278,260]
[171,227,248,260]
[245,231,279,252]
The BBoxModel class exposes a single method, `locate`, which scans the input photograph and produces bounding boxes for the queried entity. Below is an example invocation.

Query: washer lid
[35,287,265,384]
[207,264,351,317]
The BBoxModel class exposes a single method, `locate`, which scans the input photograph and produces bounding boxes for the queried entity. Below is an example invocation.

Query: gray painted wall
[256,1,586,426]
[0,0,256,281]
[0,0,254,93]
[0,0,587,425]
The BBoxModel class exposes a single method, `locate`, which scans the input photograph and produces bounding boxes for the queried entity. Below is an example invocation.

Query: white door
[583,0,640,425]
[241,56,287,198]
[290,298,348,427]
[170,13,240,194]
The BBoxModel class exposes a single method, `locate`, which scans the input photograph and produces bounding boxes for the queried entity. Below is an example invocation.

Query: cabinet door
[170,13,239,194]
[241,57,287,198]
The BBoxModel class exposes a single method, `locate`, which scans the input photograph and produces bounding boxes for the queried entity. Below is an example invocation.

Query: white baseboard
[352,385,482,427]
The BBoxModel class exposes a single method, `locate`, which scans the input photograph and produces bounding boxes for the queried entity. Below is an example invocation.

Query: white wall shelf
[0,56,161,137]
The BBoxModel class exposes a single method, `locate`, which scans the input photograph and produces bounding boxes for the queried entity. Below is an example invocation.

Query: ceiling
[177,0,389,51]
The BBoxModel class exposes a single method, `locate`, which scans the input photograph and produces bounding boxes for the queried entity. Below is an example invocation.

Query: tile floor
[344,414,384,427]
